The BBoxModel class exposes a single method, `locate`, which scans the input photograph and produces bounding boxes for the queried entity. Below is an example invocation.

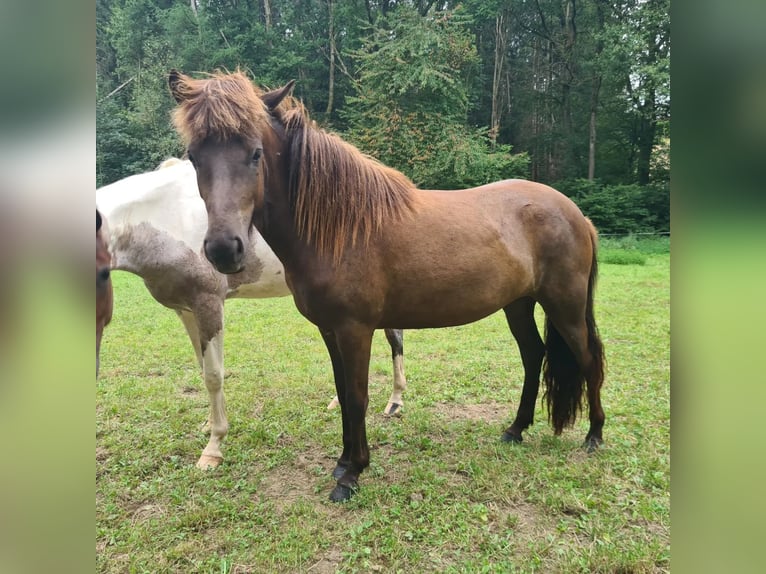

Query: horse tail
[544,220,605,434]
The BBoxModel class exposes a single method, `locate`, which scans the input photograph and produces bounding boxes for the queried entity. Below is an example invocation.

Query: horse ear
[97,209,103,232]
[262,80,296,111]
[168,69,186,103]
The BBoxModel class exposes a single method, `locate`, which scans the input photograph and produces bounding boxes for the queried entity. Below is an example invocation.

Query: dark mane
[283,109,416,264]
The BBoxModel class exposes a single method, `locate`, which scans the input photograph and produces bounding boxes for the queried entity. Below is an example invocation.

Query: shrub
[555,179,670,235]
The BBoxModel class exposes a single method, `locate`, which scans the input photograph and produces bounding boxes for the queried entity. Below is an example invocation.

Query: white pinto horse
[97,158,407,469]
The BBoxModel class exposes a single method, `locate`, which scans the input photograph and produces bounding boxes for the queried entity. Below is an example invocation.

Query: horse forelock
[284,109,416,264]
[172,71,271,144]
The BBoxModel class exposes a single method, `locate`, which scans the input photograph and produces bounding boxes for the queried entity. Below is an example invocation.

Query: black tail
[544,224,605,434]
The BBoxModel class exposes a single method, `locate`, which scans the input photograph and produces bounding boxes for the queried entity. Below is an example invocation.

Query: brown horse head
[169,70,295,273]
[169,70,415,269]
[96,209,113,376]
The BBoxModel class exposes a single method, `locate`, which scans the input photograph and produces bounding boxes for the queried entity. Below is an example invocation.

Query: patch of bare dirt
[181,385,199,395]
[430,401,509,423]
[306,549,344,573]
[255,450,333,511]
[130,503,166,525]
[96,445,109,462]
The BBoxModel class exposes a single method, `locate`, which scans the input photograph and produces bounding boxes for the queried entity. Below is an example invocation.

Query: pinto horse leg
[501,298,545,443]
[383,328,406,416]
[176,309,211,430]
[176,309,204,371]
[326,324,374,502]
[194,300,228,469]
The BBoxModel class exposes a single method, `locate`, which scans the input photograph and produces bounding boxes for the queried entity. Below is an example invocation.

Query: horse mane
[172,70,416,263]
[171,70,273,144]
[283,109,416,264]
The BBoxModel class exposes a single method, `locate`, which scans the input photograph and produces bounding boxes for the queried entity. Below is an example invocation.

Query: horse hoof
[196,454,223,469]
[329,483,357,502]
[327,397,340,410]
[384,402,402,417]
[501,431,522,444]
[332,463,349,480]
[583,437,603,453]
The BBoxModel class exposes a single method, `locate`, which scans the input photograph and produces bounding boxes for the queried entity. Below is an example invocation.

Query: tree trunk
[588,0,606,180]
[263,0,271,31]
[490,11,508,147]
[325,0,336,116]
[588,77,601,180]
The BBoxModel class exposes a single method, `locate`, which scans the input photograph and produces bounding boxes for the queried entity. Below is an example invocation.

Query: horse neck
[254,135,309,270]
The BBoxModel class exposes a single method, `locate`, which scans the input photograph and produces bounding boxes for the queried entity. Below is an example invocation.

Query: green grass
[97,249,670,573]
[598,235,670,265]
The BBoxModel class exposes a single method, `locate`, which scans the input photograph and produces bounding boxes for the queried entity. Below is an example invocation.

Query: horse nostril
[234,236,244,255]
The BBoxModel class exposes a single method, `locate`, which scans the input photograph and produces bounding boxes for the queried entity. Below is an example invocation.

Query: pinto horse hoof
[329,482,357,502]
[196,454,223,469]
[583,436,603,453]
[501,431,523,444]
[384,402,402,417]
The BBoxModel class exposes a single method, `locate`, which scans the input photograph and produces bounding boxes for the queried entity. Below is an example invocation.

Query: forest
[96,0,670,235]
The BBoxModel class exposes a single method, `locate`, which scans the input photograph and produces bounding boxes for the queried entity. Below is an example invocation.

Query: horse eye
[252,149,263,163]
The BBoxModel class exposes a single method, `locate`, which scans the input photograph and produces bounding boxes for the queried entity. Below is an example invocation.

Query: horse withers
[170,70,605,502]
[96,209,113,377]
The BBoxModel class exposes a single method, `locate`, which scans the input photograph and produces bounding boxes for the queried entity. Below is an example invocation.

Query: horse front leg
[195,300,228,469]
[328,324,374,502]
[319,329,350,480]
[383,329,406,416]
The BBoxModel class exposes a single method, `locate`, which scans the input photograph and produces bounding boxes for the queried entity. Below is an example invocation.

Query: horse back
[351,180,594,328]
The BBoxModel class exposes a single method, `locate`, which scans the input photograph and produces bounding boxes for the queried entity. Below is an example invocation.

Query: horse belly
[381,266,529,329]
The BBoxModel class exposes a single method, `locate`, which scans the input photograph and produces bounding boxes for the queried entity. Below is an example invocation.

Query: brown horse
[97,209,113,376]
[169,70,605,502]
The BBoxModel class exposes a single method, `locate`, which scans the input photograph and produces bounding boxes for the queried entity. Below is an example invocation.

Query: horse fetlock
[583,434,603,453]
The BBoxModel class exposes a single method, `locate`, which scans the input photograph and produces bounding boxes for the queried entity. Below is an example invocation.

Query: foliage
[343,5,529,188]
[96,0,671,230]
[557,178,670,235]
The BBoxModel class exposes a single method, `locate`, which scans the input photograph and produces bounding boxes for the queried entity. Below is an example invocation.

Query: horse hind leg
[501,298,545,444]
[540,297,605,451]
[382,328,406,416]
[176,309,210,431]
[176,309,204,371]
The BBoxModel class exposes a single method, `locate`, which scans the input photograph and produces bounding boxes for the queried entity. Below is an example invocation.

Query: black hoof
[583,436,603,453]
[332,463,349,480]
[501,431,523,444]
[329,483,357,502]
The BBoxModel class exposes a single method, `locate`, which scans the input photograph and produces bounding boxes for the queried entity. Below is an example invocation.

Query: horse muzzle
[204,235,245,274]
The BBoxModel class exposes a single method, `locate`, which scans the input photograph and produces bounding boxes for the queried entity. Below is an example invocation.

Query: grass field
[96,241,669,573]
